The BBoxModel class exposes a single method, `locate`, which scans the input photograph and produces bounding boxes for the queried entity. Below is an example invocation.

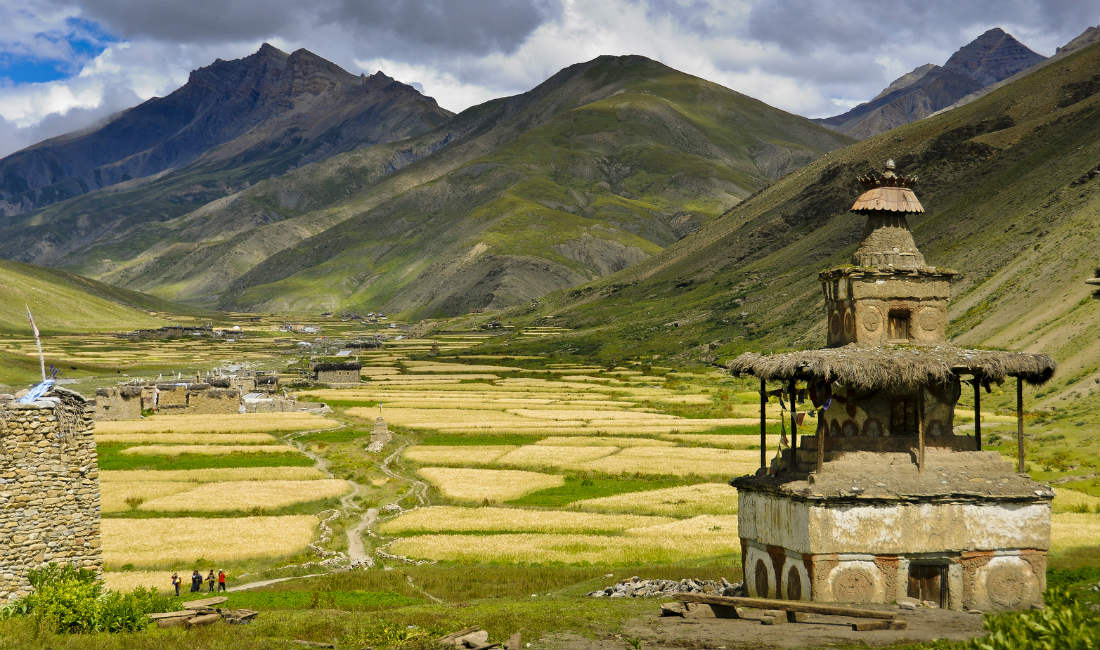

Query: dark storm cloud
[71,0,561,55]
[746,0,1096,54]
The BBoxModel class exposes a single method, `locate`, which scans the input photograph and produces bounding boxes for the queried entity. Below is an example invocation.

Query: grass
[101,515,318,569]
[96,443,314,471]
[94,433,278,444]
[569,482,740,516]
[508,475,690,507]
[119,444,299,456]
[217,590,422,611]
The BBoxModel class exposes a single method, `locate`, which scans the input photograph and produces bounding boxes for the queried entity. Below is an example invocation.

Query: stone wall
[821,269,954,346]
[316,369,359,384]
[0,388,102,603]
[93,387,142,421]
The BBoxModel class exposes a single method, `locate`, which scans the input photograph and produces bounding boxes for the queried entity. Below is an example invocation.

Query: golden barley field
[660,433,779,449]
[95,433,278,444]
[101,515,318,567]
[378,506,672,534]
[138,479,351,512]
[102,571,174,593]
[1052,488,1100,513]
[1050,512,1100,549]
[101,481,197,513]
[416,467,564,502]
[582,447,761,477]
[495,445,618,468]
[570,483,740,517]
[534,436,675,447]
[119,444,299,456]
[404,445,516,466]
[95,412,337,434]
[100,467,328,483]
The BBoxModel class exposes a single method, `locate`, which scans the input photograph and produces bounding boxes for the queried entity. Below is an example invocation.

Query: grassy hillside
[48,55,851,317]
[0,259,197,334]
[487,45,1099,394]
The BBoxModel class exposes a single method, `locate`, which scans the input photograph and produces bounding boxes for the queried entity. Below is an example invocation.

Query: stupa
[728,161,1056,611]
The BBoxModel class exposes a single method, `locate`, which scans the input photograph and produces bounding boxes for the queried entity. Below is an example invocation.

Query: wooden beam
[816,407,825,473]
[759,378,767,471]
[788,378,797,471]
[671,593,897,620]
[973,377,982,451]
[1017,378,1025,473]
[917,389,925,471]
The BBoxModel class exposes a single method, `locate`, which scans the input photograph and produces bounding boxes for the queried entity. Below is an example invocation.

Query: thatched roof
[728,344,1055,391]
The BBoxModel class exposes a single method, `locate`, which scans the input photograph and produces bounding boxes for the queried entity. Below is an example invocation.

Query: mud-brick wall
[0,390,102,603]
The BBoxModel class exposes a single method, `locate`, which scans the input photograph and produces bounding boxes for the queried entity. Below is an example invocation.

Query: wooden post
[917,389,925,471]
[1017,378,1025,473]
[816,402,825,473]
[973,377,982,451]
[759,378,767,471]
[788,379,797,471]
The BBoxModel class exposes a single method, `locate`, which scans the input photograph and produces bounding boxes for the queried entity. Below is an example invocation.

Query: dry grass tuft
[101,515,317,567]
[416,467,563,502]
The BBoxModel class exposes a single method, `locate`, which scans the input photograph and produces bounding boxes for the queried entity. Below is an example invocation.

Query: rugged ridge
[0,43,452,217]
[817,28,1045,139]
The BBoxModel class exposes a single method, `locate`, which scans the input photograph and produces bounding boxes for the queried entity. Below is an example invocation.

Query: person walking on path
[207,570,216,592]
[217,569,227,592]
[171,572,181,597]
[190,570,202,593]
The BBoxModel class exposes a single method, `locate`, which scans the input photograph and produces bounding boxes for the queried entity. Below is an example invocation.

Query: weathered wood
[183,596,228,609]
[186,613,222,627]
[1017,378,1025,473]
[973,377,982,451]
[917,389,925,471]
[437,626,481,644]
[148,610,194,620]
[672,593,897,620]
[292,641,335,649]
[156,617,189,628]
[788,379,797,471]
[852,619,893,631]
[816,410,825,473]
[759,378,767,470]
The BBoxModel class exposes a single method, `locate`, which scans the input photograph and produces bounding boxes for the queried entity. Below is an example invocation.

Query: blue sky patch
[0,17,119,85]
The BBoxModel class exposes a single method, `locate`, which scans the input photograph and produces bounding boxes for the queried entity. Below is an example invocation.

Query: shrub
[968,587,1099,650]
[0,563,178,634]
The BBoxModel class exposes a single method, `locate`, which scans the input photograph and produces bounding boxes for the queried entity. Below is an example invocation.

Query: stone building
[313,362,361,385]
[184,385,242,414]
[0,387,102,602]
[728,161,1055,611]
[93,385,143,420]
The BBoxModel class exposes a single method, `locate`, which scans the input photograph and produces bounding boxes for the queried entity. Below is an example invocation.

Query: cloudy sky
[0,0,1093,157]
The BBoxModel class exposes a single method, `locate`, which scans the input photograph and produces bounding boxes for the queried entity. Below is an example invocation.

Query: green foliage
[95,443,314,471]
[962,588,1098,650]
[224,589,420,611]
[1,563,177,634]
[340,621,438,648]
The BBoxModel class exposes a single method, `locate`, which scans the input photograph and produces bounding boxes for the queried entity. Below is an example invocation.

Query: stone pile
[587,576,744,598]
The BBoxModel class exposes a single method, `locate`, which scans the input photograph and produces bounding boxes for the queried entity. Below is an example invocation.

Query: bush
[0,563,178,634]
[969,587,1099,650]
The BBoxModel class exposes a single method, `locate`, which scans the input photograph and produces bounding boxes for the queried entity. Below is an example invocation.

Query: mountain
[496,43,1098,407]
[3,53,853,317]
[0,43,451,219]
[0,258,194,334]
[817,28,1045,138]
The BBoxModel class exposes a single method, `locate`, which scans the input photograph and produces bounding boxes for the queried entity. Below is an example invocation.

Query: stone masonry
[0,387,102,602]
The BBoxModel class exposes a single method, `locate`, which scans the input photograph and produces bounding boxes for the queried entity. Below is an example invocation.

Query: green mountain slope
[498,44,1099,402]
[97,55,850,316]
[0,259,196,334]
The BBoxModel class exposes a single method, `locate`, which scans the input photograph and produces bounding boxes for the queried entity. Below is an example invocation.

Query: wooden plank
[183,596,228,609]
[973,377,982,451]
[672,593,897,620]
[148,610,193,620]
[917,389,925,471]
[186,613,222,627]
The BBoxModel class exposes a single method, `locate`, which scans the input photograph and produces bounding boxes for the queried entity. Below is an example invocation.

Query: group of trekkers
[170,569,227,596]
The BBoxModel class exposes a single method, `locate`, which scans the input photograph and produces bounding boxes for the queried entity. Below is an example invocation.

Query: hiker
[217,569,227,592]
[207,569,216,592]
[171,572,181,597]
[190,570,202,593]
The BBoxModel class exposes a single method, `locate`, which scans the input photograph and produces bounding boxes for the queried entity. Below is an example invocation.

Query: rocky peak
[943,27,1045,86]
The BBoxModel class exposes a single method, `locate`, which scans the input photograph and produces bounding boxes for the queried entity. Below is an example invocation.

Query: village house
[313,361,362,385]
[93,385,143,420]
[729,161,1055,611]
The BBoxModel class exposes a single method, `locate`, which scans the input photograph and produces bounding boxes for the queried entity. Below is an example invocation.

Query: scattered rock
[897,597,919,610]
[587,577,744,598]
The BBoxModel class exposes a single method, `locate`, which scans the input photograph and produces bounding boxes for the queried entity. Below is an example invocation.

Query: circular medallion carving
[830,420,842,437]
[987,564,1026,609]
[842,420,859,437]
[863,418,882,437]
[832,567,875,602]
[843,311,855,337]
[927,419,944,437]
[754,559,771,598]
[919,307,943,332]
[787,566,803,600]
[862,306,882,333]
[829,311,842,337]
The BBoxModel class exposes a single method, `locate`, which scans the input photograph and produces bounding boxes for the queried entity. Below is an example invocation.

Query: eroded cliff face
[0,43,451,217]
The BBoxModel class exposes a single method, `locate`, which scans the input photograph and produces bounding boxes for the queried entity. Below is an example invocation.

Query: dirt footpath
[538,607,985,649]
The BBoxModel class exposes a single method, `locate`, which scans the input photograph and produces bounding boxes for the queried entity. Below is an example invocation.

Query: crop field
[101,481,196,513]
[378,506,672,534]
[94,412,337,434]
[119,443,300,456]
[570,483,740,516]
[417,467,565,502]
[94,432,278,444]
[99,467,329,482]
[137,479,351,512]
[101,515,318,567]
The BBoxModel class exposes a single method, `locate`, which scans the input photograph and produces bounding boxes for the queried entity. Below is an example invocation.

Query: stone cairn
[587,576,744,598]
[0,387,102,603]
